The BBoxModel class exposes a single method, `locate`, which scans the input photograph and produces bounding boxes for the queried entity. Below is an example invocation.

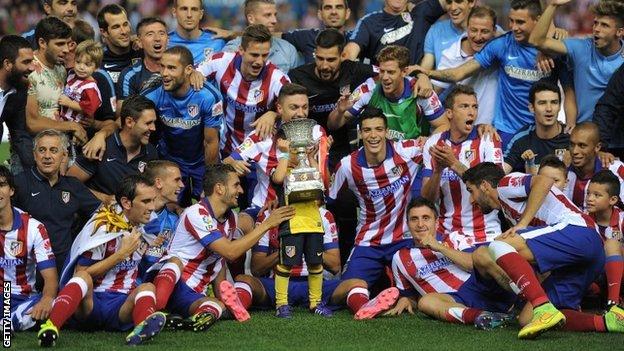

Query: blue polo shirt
[117,59,160,99]
[563,37,624,123]
[423,19,464,65]
[168,30,225,67]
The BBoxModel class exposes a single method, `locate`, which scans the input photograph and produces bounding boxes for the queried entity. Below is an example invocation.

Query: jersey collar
[357,140,394,168]
[440,128,478,145]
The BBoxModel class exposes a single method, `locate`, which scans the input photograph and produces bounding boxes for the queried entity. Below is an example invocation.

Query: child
[586,170,624,307]
[537,154,568,191]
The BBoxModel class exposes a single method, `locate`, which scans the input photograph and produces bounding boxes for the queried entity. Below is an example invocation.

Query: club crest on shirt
[61,191,70,203]
[138,161,147,173]
[390,165,404,177]
[465,149,475,163]
[188,104,200,117]
[251,88,264,103]
[555,149,566,160]
[401,12,412,23]
[285,245,296,258]
[204,48,214,60]
[131,58,141,65]
[212,101,223,116]
[8,240,23,256]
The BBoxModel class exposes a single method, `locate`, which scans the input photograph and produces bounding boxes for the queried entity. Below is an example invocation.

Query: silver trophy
[281,118,325,204]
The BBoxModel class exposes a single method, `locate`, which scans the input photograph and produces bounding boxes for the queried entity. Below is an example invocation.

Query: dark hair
[444,84,476,109]
[358,106,387,128]
[34,16,72,48]
[164,46,194,68]
[592,0,624,28]
[120,95,157,127]
[467,5,497,28]
[203,164,237,196]
[0,35,32,65]
[529,80,561,105]
[144,160,180,183]
[315,28,346,52]
[278,83,307,103]
[376,45,409,69]
[115,174,155,204]
[538,154,567,176]
[136,17,167,35]
[319,0,349,8]
[462,162,505,188]
[590,170,621,198]
[510,0,542,18]
[0,165,16,191]
[406,197,438,219]
[71,19,95,43]
[173,0,204,8]
[241,24,272,49]
[97,4,127,31]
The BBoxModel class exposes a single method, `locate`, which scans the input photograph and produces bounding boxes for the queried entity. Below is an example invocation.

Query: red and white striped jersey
[59,71,102,122]
[1,208,55,296]
[198,52,290,156]
[498,173,596,229]
[392,247,470,296]
[253,207,339,278]
[166,198,232,293]
[565,158,624,210]
[329,139,424,246]
[423,130,503,244]
[592,206,624,241]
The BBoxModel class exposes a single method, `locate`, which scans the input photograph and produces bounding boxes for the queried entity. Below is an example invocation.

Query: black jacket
[593,62,624,149]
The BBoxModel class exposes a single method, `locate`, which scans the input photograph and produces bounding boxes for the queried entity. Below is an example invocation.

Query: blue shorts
[10,293,41,331]
[241,206,262,222]
[521,224,605,309]
[178,164,205,201]
[342,240,413,287]
[449,271,517,313]
[82,291,133,331]
[258,277,341,308]
[166,281,206,318]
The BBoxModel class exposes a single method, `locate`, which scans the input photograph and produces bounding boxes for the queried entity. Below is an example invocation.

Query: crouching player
[149,164,295,330]
[38,175,165,347]
[389,197,516,329]
[0,166,58,331]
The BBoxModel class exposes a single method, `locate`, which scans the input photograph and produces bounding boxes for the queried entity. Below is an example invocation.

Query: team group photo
[1,0,624,348]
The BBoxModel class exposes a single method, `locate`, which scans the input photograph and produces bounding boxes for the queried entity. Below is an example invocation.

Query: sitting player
[0,166,58,332]
[38,175,166,347]
[149,164,294,330]
[389,197,515,329]
[586,170,624,307]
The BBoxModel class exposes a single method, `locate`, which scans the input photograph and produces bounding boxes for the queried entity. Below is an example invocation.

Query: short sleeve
[347,78,376,117]
[203,90,223,129]
[395,139,425,163]
[421,136,436,177]
[230,132,269,162]
[503,137,524,171]
[321,210,339,250]
[32,222,56,271]
[74,154,98,176]
[562,38,586,65]
[328,160,349,201]
[482,135,504,167]
[79,87,102,118]
[474,37,505,70]
[498,173,532,200]
[417,90,445,121]
[423,25,435,55]
[184,211,225,248]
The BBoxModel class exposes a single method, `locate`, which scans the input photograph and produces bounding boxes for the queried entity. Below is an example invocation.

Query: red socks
[605,255,623,303]
[195,301,223,319]
[154,262,181,310]
[49,277,89,328]
[234,282,253,309]
[346,287,369,314]
[132,291,156,325]
[561,309,606,332]
[445,307,482,324]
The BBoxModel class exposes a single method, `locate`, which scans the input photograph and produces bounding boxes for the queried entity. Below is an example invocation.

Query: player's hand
[58,94,72,107]
[336,95,354,114]
[552,27,569,40]
[326,135,334,150]
[536,51,555,73]
[276,138,290,153]
[152,233,167,247]
[28,296,54,321]
[561,149,572,167]
[229,159,252,175]
[69,122,88,145]
[498,225,524,239]
[430,144,459,170]
[564,123,575,134]
[413,74,433,98]
[406,64,429,77]
[598,151,616,167]
[204,26,235,40]
[477,124,500,142]
[263,206,296,228]
[520,149,537,161]
[383,297,414,316]
[416,234,438,250]
[82,132,107,160]
[120,228,141,258]
[251,111,277,139]
[189,70,206,91]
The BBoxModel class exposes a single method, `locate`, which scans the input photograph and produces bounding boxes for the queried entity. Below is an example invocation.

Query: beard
[6,69,28,90]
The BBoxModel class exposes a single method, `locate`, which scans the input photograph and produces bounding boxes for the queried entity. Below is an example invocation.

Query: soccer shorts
[10,293,41,331]
[342,240,413,287]
[279,233,323,267]
[259,277,341,308]
[166,281,206,318]
[178,164,205,206]
[81,291,133,331]
[449,270,517,313]
[521,224,605,309]
[241,205,262,222]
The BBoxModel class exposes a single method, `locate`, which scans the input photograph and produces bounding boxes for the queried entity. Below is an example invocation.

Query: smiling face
[5,47,35,89]
[314,45,341,81]
[530,90,560,128]
[174,0,204,32]
[161,52,191,93]
[508,8,537,43]
[586,181,618,215]
[127,109,157,146]
[538,165,567,192]
[277,94,309,122]
[239,41,270,80]
[378,60,404,97]
[447,93,477,137]
[360,117,388,156]
[158,165,185,204]
[138,22,168,61]
[467,15,496,52]
[101,12,132,50]
[123,183,157,225]
[407,205,437,246]
[569,128,601,169]
[318,0,350,29]
[220,172,244,209]
[446,0,474,26]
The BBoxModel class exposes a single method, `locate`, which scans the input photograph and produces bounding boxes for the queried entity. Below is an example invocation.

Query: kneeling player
[0,166,58,331]
[389,198,515,329]
[38,175,166,347]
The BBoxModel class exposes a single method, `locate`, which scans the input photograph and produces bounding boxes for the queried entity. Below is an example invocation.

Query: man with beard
[97,4,141,84]
[23,0,78,46]
[0,35,36,174]
[143,46,223,206]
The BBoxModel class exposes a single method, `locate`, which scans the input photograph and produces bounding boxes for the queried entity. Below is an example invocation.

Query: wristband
[525,158,536,167]
[278,151,290,160]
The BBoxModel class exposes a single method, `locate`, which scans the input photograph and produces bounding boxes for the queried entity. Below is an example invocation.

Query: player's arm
[250,251,279,277]
[419,53,436,71]
[29,267,58,321]
[322,248,341,275]
[82,121,118,161]
[418,59,482,83]
[58,94,82,112]
[428,240,473,272]
[527,0,570,56]
[503,162,514,174]
[26,94,88,144]
[343,42,361,61]
[271,138,291,185]
[516,175,555,229]
[75,229,141,278]
[204,127,220,165]
[420,142,442,202]
[209,206,295,261]
[327,95,355,130]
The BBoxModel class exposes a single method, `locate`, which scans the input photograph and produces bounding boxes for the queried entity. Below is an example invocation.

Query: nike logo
[308,94,319,99]
[106,158,116,162]
[317,252,322,256]
[383,28,394,33]
[31,192,40,197]
[507,55,519,60]
[103,64,116,69]
[609,283,617,287]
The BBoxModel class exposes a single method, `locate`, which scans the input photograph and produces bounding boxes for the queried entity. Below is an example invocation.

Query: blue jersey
[143,82,223,167]
[140,207,180,279]
[563,38,624,123]
[168,30,225,67]
[474,33,552,134]
[423,19,463,66]
[117,59,160,99]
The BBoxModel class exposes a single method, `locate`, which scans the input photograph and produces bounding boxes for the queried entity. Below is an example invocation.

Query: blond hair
[75,39,104,68]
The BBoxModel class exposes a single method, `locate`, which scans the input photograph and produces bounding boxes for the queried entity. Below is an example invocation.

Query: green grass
[0,143,10,164]
[11,309,623,350]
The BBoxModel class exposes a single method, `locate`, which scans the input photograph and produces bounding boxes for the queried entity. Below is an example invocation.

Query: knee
[168,256,184,270]
[73,270,93,288]
[472,246,492,270]
[342,278,368,291]
[137,282,156,292]
[235,274,256,285]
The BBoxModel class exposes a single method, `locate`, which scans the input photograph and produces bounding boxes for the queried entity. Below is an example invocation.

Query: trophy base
[284,168,324,205]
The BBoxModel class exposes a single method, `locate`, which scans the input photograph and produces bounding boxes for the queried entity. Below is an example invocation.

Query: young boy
[586,170,624,307]
[536,154,568,191]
